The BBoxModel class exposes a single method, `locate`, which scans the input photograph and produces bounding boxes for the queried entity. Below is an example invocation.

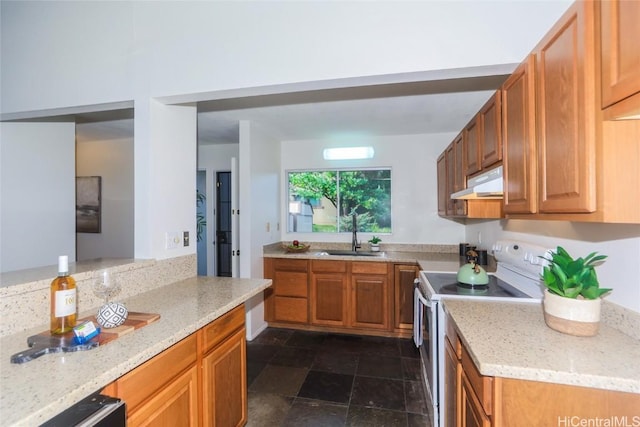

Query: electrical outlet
[183,231,189,247]
[165,232,181,249]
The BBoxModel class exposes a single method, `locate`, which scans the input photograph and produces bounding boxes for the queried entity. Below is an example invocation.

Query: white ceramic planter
[543,289,601,337]
[370,244,380,252]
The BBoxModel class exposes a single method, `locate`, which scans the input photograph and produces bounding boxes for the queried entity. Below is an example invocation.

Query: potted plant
[368,236,382,252]
[540,246,610,337]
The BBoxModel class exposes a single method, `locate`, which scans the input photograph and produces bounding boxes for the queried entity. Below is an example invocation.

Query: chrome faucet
[351,214,361,252]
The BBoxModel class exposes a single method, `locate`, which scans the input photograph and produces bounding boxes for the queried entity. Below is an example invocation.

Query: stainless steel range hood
[451,165,503,200]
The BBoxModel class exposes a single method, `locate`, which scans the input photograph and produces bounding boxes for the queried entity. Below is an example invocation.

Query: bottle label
[55,288,76,317]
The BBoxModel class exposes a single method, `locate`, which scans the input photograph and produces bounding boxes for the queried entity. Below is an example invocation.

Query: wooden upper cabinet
[479,91,502,169]
[437,152,447,217]
[453,133,468,216]
[502,55,537,215]
[535,0,597,213]
[445,143,456,216]
[600,0,640,118]
[464,118,480,176]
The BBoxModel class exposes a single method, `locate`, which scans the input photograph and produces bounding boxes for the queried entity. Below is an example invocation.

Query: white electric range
[414,239,551,427]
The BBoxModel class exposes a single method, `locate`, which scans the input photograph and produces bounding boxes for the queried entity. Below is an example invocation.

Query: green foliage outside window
[288,169,391,233]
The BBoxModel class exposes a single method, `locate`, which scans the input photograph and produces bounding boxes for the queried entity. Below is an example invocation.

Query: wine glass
[93,269,121,305]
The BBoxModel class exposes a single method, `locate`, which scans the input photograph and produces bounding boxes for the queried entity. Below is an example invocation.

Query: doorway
[216,171,232,277]
[196,170,207,276]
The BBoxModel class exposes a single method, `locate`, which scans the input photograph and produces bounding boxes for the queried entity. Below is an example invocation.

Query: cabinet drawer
[201,304,245,354]
[352,261,387,275]
[461,344,493,415]
[274,258,308,272]
[113,333,198,413]
[312,260,347,273]
[274,271,308,297]
[274,296,308,323]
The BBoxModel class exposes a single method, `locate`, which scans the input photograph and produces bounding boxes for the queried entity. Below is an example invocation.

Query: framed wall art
[76,176,102,233]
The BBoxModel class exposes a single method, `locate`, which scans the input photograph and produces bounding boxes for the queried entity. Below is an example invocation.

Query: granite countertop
[443,299,640,394]
[0,276,272,427]
[263,245,496,273]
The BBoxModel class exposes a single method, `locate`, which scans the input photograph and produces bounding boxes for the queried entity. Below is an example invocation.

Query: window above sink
[287,168,392,234]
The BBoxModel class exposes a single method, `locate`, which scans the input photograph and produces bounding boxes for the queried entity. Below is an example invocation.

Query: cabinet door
[445,143,456,216]
[460,370,491,427]
[444,338,459,427]
[393,264,418,330]
[502,55,537,214]
[601,0,640,110]
[202,327,247,427]
[465,117,481,176]
[437,152,447,217]
[480,91,502,169]
[535,1,597,213]
[127,366,199,427]
[351,273,389,330]
[311,273,348,327]
[453,134,468,217]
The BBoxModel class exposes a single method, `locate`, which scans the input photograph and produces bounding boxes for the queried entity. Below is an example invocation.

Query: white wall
[76,135,134,260]
[239,121,281,339]
[197,143,240,275]
[465,220,640,312]
[145,101,198,260]
[1,122,76,272]
[1,1,572,115]
[281,133,466,245]
[0,0,573,274]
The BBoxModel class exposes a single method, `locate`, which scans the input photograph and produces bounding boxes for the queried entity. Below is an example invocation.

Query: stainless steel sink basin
[315,250,382,257]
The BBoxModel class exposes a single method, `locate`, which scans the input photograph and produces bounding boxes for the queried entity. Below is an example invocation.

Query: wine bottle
[50,255,77,334]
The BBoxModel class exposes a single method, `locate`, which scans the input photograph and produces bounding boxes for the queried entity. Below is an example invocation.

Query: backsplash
[0,254,197,338]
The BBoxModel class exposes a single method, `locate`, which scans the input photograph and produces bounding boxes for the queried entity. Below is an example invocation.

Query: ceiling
[73,73,509,145]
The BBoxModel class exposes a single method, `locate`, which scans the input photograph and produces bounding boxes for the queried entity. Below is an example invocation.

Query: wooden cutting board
[90,312,161,345]
[10,312,160,364]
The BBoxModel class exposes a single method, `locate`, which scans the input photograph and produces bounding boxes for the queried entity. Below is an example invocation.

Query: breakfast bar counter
[0,276,272,427]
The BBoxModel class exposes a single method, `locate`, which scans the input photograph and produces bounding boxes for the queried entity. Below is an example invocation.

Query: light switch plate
[165,232,181,249]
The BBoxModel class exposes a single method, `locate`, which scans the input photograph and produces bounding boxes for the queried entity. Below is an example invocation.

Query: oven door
[414,280,438,414]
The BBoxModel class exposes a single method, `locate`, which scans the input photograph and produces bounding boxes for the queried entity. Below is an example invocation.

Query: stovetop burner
[424,272,531,298]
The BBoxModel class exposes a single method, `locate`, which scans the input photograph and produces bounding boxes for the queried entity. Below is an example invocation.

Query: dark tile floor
[246,328,432,427]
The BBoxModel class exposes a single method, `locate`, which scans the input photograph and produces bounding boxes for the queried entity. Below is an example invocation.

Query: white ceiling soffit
[196,72,511,145]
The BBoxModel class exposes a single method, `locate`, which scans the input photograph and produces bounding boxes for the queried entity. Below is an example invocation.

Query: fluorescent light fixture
[323,146,375,160]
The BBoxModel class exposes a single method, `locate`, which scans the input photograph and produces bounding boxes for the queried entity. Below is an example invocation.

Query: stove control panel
[492,240,552,278]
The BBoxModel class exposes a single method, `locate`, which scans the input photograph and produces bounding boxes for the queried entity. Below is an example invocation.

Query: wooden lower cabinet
[202,327,247,427]
[311,273,348,327]
[443,337,459,427]
[127,366,199,427]
[394,264,419,331]
[460,370,491,427]
[351,265,389,330]
[493,377,640,426]
[103,305,247,427]
[311,260,390,331]
[446,312,640,427]
[264,258,309,324]
[268,258,401,336]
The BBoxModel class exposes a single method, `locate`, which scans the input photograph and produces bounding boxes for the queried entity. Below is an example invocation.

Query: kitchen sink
[315,250,382,257]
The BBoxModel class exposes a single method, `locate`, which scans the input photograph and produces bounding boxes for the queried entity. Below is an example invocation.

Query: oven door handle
[414,278,432,308]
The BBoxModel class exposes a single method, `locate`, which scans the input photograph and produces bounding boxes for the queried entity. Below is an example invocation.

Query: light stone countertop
[263,242,495,272]
[443,299,640,394]
[0,276,272,427]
